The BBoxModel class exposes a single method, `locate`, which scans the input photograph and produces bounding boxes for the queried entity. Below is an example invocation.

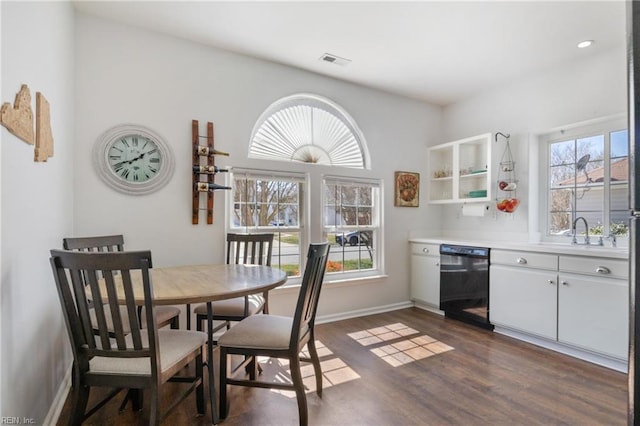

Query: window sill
[275,273,388,293]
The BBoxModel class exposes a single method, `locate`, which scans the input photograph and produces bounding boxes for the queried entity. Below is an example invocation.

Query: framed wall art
[394,171,420,207]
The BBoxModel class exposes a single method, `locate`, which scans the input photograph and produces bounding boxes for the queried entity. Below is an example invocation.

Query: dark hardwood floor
[57,308,627,425]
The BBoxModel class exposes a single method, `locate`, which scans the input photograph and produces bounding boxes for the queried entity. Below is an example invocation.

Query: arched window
[249,93,369,169]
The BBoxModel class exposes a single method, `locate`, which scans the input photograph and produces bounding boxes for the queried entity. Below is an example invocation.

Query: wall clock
[93,124,175,195]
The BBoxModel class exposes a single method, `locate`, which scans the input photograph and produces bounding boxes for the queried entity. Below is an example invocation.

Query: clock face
[93,124,175,195]
[107,134,162,183]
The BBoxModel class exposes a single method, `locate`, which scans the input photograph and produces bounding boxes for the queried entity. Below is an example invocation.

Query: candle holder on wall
[192,120,230,224]
[495,132,519,214]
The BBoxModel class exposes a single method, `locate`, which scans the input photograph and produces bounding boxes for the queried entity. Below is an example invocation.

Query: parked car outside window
[335,231,372,247]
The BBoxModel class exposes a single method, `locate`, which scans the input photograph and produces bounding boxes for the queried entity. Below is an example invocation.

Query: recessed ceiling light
[577,40,594,49]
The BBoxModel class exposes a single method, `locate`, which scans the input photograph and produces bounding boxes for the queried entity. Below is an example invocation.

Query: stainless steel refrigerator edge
[629,2,640,424]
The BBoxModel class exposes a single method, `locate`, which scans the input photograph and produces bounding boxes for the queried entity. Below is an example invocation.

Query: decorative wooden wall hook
[1,84,35,145]
[34,92,54,162]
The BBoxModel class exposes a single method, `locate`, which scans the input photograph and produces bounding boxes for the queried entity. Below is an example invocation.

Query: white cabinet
[410,243,440,308]
[490,250,558,340]
[490,249,629,360]
[490,265,557,340]
[558,257,629,359]
[427,133,492,204]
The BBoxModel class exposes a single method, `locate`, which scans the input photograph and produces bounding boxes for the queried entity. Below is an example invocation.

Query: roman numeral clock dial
[93,124,175,195]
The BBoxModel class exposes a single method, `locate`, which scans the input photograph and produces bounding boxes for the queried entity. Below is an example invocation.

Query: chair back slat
[67,267,97,348]
[290,243,330,348]
[103,270,129,349]
[51,259,92,368]
[226,233,274,266]
[63,235,125,252]
[49,250,157,364]
[121,269,144,349]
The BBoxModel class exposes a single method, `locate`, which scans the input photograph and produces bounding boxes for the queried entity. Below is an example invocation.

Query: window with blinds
[249,93,369,169]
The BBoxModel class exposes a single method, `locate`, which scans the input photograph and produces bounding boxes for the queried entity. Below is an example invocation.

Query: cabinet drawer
[559,256,628,279]
[491,250,557,270]
[411,243,440,256]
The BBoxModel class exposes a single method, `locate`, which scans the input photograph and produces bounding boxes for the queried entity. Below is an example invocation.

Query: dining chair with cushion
[194,232,274,336]
[63,235,180,331]
[49,249,207,425]
[218,242,330,426]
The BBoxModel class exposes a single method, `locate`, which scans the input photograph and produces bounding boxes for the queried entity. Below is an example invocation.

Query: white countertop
[409,237,629,260]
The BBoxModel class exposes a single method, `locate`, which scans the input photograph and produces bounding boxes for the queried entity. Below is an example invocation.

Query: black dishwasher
[439,244,493,330]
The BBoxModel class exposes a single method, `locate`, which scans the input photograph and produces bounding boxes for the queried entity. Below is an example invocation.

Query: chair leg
[219,348,230,419]
[247,355,258,380]
[170,314,179,329]
[196,352,205,415]
[307,340,323,397]
[149,386,160,426]
[186,303,191,330]
[69,383,90,426]
[289,356,308,426]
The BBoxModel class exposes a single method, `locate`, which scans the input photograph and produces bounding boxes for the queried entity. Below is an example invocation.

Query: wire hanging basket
[495,132,519,213]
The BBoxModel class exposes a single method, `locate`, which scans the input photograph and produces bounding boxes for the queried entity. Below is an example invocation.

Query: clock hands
[126,151,148,164]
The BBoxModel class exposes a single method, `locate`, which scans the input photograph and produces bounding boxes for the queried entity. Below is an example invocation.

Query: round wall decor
[93,124,175,195]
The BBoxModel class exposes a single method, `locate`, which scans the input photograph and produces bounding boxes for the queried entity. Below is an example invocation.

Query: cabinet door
[490,265,557,340]
[411,254,440,307]
[558,273,628,360]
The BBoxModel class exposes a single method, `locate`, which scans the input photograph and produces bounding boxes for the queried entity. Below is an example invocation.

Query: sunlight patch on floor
[268,340,360,398]
[347,322,420,346]
[347,322,454,367]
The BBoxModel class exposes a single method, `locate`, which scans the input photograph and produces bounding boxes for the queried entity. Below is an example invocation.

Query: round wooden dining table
[111,263,288,305]
[107,263,287,424]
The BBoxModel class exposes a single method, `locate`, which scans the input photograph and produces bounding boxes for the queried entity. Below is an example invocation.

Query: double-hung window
[542,117,628,241]
[323,176,381,278]
[229,169,306,278]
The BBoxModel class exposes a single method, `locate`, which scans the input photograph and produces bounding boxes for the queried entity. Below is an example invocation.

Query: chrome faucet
[604,234,617,248]
[571,216,590,245]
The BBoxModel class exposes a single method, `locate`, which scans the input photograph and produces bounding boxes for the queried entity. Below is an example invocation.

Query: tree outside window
[547,126,628,238]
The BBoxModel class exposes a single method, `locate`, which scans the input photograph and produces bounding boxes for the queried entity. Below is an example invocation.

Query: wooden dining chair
[194,233,274,336]
[49,249,207,425]
[63,235,180,331]
[218,242,330,426]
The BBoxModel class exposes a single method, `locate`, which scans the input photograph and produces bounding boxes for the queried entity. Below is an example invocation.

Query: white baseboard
[412,302,444,316]
[494,326,628,373]
[315,301,414,324]
[44,363,72,426]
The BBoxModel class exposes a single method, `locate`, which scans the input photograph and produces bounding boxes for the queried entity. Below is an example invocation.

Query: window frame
[538,115,628,244]
[322,175,383,280]
[226,168,309,283]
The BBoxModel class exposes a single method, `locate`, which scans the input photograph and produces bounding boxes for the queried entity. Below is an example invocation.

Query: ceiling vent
[319,53,351,66]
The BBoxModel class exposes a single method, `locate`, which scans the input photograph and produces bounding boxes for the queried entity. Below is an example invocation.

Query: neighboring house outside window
[541,116,628,241]
[234,93,381,282]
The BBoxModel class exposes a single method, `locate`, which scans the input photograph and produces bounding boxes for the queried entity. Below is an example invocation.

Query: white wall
[438,46,626,241]
[74,14,441,318]
[1,2,75,423]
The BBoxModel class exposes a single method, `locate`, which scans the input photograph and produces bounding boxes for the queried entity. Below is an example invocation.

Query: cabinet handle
[548,279,555,285]
[436,262,440,266]
[516,257,527,264]
[422,248,429,254]
[561,281,568,286]
[595,266,611,274]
